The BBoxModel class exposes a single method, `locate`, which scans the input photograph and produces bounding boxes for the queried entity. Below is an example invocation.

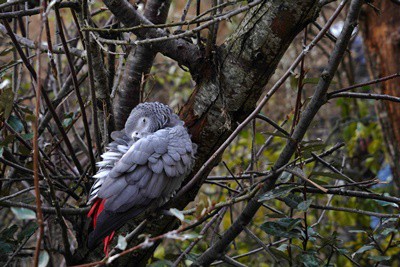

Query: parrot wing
[87,130,133,204]
[88,125,195,248]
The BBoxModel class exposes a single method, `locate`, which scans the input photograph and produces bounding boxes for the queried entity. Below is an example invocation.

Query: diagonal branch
[102,0,203,73]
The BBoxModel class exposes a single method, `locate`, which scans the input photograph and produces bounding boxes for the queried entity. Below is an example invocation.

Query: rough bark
[97,0,321,265]
[359,1,400,187]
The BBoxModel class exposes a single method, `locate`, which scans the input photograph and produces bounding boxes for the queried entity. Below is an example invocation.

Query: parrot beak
[132,131,142,139]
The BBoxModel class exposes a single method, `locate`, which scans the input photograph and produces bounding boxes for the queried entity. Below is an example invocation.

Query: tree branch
[102,0,202,72]
[193,0,363,265]
[113,0,172,130]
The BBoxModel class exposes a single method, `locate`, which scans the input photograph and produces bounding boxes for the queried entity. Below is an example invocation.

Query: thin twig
[328,73,400,95]
[33,3,45,264]
[0,23,85,57]
[2,20,84,173]
[310,204,400,218]
[0,200,90,215]
[54,4,96,172]
[328,92,400,102]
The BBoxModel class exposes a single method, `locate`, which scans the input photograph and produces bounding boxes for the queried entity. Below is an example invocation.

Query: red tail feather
[88,198,115,255]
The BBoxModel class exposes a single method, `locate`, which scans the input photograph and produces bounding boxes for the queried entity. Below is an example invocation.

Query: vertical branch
[113,0,172,129]
[177,0,193,31]
[196,0,201,45]
[205,0,220,58]
[33,1,45,265]
[290,27,308,134]
[80,0,104,154]
[54,4,96,172]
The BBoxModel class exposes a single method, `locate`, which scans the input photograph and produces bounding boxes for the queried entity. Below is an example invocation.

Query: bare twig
[2,20,84,173]
[33,3,45,264]
[54,4,96,172]
[0,23,85,57]
[310,204,400,218]
[328,92,400,102]
[0,1,79,19]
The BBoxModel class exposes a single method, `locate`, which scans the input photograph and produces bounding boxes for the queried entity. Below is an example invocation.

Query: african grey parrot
[87,102,196,253]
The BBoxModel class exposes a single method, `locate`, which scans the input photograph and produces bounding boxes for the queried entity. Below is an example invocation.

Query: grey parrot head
[125,102,182,139]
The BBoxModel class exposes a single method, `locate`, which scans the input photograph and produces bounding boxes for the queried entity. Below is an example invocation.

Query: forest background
[1,0,400,266]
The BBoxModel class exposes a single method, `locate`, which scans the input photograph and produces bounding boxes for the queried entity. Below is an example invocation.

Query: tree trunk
[360,1,400,187]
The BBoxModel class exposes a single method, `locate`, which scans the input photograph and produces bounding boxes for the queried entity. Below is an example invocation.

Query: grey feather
[149,159,164,174]
[87,102,197,248]
[98,177,127,199]
[162,153,175,166]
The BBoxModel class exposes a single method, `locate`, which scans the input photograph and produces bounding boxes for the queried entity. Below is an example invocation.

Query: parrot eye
[142,118,146,123]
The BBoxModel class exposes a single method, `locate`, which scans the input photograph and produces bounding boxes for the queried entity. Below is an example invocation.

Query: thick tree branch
[193,0,363,264]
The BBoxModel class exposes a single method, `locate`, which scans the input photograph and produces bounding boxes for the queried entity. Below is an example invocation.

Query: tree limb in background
[113,0,172,130]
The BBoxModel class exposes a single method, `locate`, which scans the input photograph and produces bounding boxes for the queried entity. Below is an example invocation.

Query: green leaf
[349,230,368,234]
[368,255,391,262]
[374,199,399,208]
[0,134,15,146]
[258,185,298,202]
[282,194,303,209]
[148,260,174,267]
[351,245,375,258]
[336,248,349,255]
[19,145,32,156]
[287,167,307,180]
[169,208,184,221]
[269,246,290,262]
[21,133,34,140]
[0,86,14,119]
[39,250,50,267]
[0,240,14,254]
[11,207,36,220]
[62,118,74,128]
[184,252,199,263]
[290,74,299,90]
[296,252,320,267]
[17,222,38,242]
[7,115,23,133]
[277,171,292,183]
[297,199,312,211]
[116,235,127,250]
[379,228,398,237]
[260,218,302,238]
[307,227,317,242]
[0,225,18,239]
